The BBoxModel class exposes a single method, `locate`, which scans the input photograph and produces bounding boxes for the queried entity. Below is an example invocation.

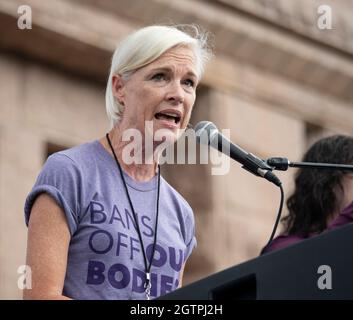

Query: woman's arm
[23,193,72,300]
[178,264,186,288]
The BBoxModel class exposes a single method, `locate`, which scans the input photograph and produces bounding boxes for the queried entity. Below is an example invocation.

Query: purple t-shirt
[24,140,196,300]
[261,201,353,254]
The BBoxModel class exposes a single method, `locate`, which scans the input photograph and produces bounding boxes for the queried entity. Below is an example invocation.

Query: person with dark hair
[262,135,353,254]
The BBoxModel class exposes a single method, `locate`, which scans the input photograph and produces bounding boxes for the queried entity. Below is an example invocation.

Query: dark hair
[282,135,353,236]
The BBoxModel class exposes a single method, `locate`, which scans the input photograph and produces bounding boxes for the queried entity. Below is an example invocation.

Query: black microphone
[195,121,281,187]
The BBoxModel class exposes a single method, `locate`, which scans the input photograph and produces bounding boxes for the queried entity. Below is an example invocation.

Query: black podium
[160,223,353,299]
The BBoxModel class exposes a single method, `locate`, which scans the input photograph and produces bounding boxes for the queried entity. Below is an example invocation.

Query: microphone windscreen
[194,121,218,146]
[194,121,217,134]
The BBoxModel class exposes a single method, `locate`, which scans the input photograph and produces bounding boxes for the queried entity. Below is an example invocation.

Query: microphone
[195,121,281,187]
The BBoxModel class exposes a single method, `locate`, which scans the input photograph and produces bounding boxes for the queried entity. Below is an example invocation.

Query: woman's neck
[99,126,158,182]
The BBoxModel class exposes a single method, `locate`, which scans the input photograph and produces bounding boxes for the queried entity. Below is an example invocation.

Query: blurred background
[1,0,353,299]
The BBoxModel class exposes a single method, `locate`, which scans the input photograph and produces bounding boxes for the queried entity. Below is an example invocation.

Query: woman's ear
[112,74,125,105]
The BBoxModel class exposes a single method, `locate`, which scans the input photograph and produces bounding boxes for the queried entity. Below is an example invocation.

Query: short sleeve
[24,153,83,236]
[183,207,197,263]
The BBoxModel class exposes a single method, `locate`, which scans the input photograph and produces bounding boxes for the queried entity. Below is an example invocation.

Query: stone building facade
[1,0,353,299]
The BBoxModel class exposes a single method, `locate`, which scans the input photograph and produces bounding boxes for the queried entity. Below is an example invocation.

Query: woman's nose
[165,81,185,105]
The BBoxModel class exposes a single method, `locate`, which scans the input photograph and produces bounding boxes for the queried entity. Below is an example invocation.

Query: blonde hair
[105,25,213,129]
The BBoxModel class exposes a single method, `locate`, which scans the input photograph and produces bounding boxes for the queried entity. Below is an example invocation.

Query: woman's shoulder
[52,140,99,165]
[36,141,103,185]
[261,234,306,255]
[24,142,100,232]
[328,200,353,230]
[44,140,103,173]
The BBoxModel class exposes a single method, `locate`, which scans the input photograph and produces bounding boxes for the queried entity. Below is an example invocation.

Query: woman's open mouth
[154,110,182,127]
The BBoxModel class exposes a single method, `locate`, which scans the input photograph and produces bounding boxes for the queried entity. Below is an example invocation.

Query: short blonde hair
[105,25,213,128]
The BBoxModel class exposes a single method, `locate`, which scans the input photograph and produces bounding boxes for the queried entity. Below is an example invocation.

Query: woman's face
[113,45,199,145]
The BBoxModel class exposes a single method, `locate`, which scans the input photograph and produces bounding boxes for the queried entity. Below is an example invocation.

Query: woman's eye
[152,73,166,81]
[184,79,195,88]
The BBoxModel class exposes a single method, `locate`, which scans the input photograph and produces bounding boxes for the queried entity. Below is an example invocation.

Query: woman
[24,25,212,299]
[262,135,353,254]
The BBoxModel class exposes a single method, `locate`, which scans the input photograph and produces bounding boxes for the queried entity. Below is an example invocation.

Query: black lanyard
[106,133,160,300]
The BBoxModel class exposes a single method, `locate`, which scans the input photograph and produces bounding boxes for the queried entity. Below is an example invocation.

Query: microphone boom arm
[267,157,353,172]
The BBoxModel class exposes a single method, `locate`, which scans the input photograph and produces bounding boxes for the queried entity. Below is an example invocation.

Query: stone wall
[0,53,108,298]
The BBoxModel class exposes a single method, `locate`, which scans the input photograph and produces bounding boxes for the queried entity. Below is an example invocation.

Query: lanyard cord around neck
[106,133,160,299]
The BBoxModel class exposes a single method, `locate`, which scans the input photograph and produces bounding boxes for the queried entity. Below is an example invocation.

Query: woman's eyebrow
[149,67,171,74]
[185,71,198,79]
[149,66,198,78]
